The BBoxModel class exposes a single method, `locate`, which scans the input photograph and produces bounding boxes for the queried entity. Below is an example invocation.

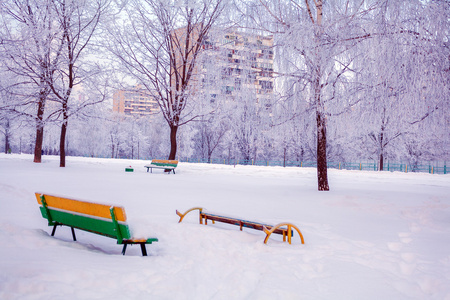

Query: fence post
[339,162,341,170]
[301,162,303,167]
[405,165,408,173]
[359,163,362,170]
[432,166,434,174]
[444,164,447,175]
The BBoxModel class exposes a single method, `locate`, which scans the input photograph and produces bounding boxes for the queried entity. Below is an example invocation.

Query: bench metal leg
[71,227,77,241]
[122,243,148,256]
[51,224,58,236]
[140,243,148,256]
[51,224,76,241]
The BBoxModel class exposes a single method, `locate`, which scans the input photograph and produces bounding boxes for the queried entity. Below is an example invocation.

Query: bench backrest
[151,159,178,167]
[36,193,131,243]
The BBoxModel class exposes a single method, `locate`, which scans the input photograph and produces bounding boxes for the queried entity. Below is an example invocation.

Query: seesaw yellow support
[176,207,204,224]
[263,223,305,245]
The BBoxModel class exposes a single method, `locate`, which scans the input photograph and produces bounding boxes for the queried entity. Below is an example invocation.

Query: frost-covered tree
[227,86,271,163]
[0,82,14,153]
[107,0,225,161]
[191,110,228,162]
[0,118,12,153]
[189,51,229,162]
[271,76,314,166]
[245,0,375,190]
[48,0,109,167]
[0,0,65,163]
[348,0,450,170]
[0,0,109,166]
[66,100,111,158]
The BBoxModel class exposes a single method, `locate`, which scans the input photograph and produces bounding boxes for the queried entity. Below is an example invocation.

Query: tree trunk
[168,125,178,160]
[313,57,329,191]
[59,113,68,167]
[379,131,384,171]
[379,152,384,171]
[307,0,328,191]
[33,94,46,163]
[316,110,329,191]
[208,150,212,163]
[4,119,10,154]
[34,125,44,163]
[5,133,9,154]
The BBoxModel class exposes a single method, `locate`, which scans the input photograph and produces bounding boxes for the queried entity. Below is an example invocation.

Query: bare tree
[1,0,65,163]
[107,0,225,160]
[191,110,228,162]
[347,0,450,171]
[245,0,376,190]
[48,0,108,167]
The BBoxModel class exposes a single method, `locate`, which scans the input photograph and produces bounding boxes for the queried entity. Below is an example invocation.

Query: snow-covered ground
[0,154,449,299]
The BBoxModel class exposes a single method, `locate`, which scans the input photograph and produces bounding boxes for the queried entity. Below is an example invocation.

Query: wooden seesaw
[176,207,304,245]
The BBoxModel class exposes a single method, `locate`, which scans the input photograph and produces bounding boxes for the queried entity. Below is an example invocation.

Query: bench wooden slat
[151,159,178,166]
[39,206,131,240]
[144,159,178,174]
[202,212,290,236]
[145,165,176,169]
[35,193,127,222]
[151,162,178,167]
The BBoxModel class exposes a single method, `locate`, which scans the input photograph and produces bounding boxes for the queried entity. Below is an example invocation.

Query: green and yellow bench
[176,207,305,245]
[144,159,178,174]
[36,193,158,256]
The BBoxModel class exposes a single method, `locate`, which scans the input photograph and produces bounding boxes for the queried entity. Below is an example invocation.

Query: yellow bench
[36,193,158,256]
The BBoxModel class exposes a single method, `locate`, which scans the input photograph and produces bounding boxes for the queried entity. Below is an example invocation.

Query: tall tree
[348,0,450,170]
[248,0,375,190]
[48,0,108,167]
[1,0,65,163]
[107,0,225,160]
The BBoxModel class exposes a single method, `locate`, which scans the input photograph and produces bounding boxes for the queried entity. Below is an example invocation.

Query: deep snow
[0,154,449,299]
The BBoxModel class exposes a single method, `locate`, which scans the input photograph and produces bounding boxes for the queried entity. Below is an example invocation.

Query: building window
[223,86,234,94]
[260,80,273,90]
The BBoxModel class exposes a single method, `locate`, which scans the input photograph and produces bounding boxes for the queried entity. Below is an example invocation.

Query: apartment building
[112,29,274,116]
[112,85,159,117]
[199,30,274,103]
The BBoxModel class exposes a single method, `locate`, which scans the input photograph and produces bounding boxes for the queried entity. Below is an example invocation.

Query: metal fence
[180,158,448,174]
[79,154,447,174]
